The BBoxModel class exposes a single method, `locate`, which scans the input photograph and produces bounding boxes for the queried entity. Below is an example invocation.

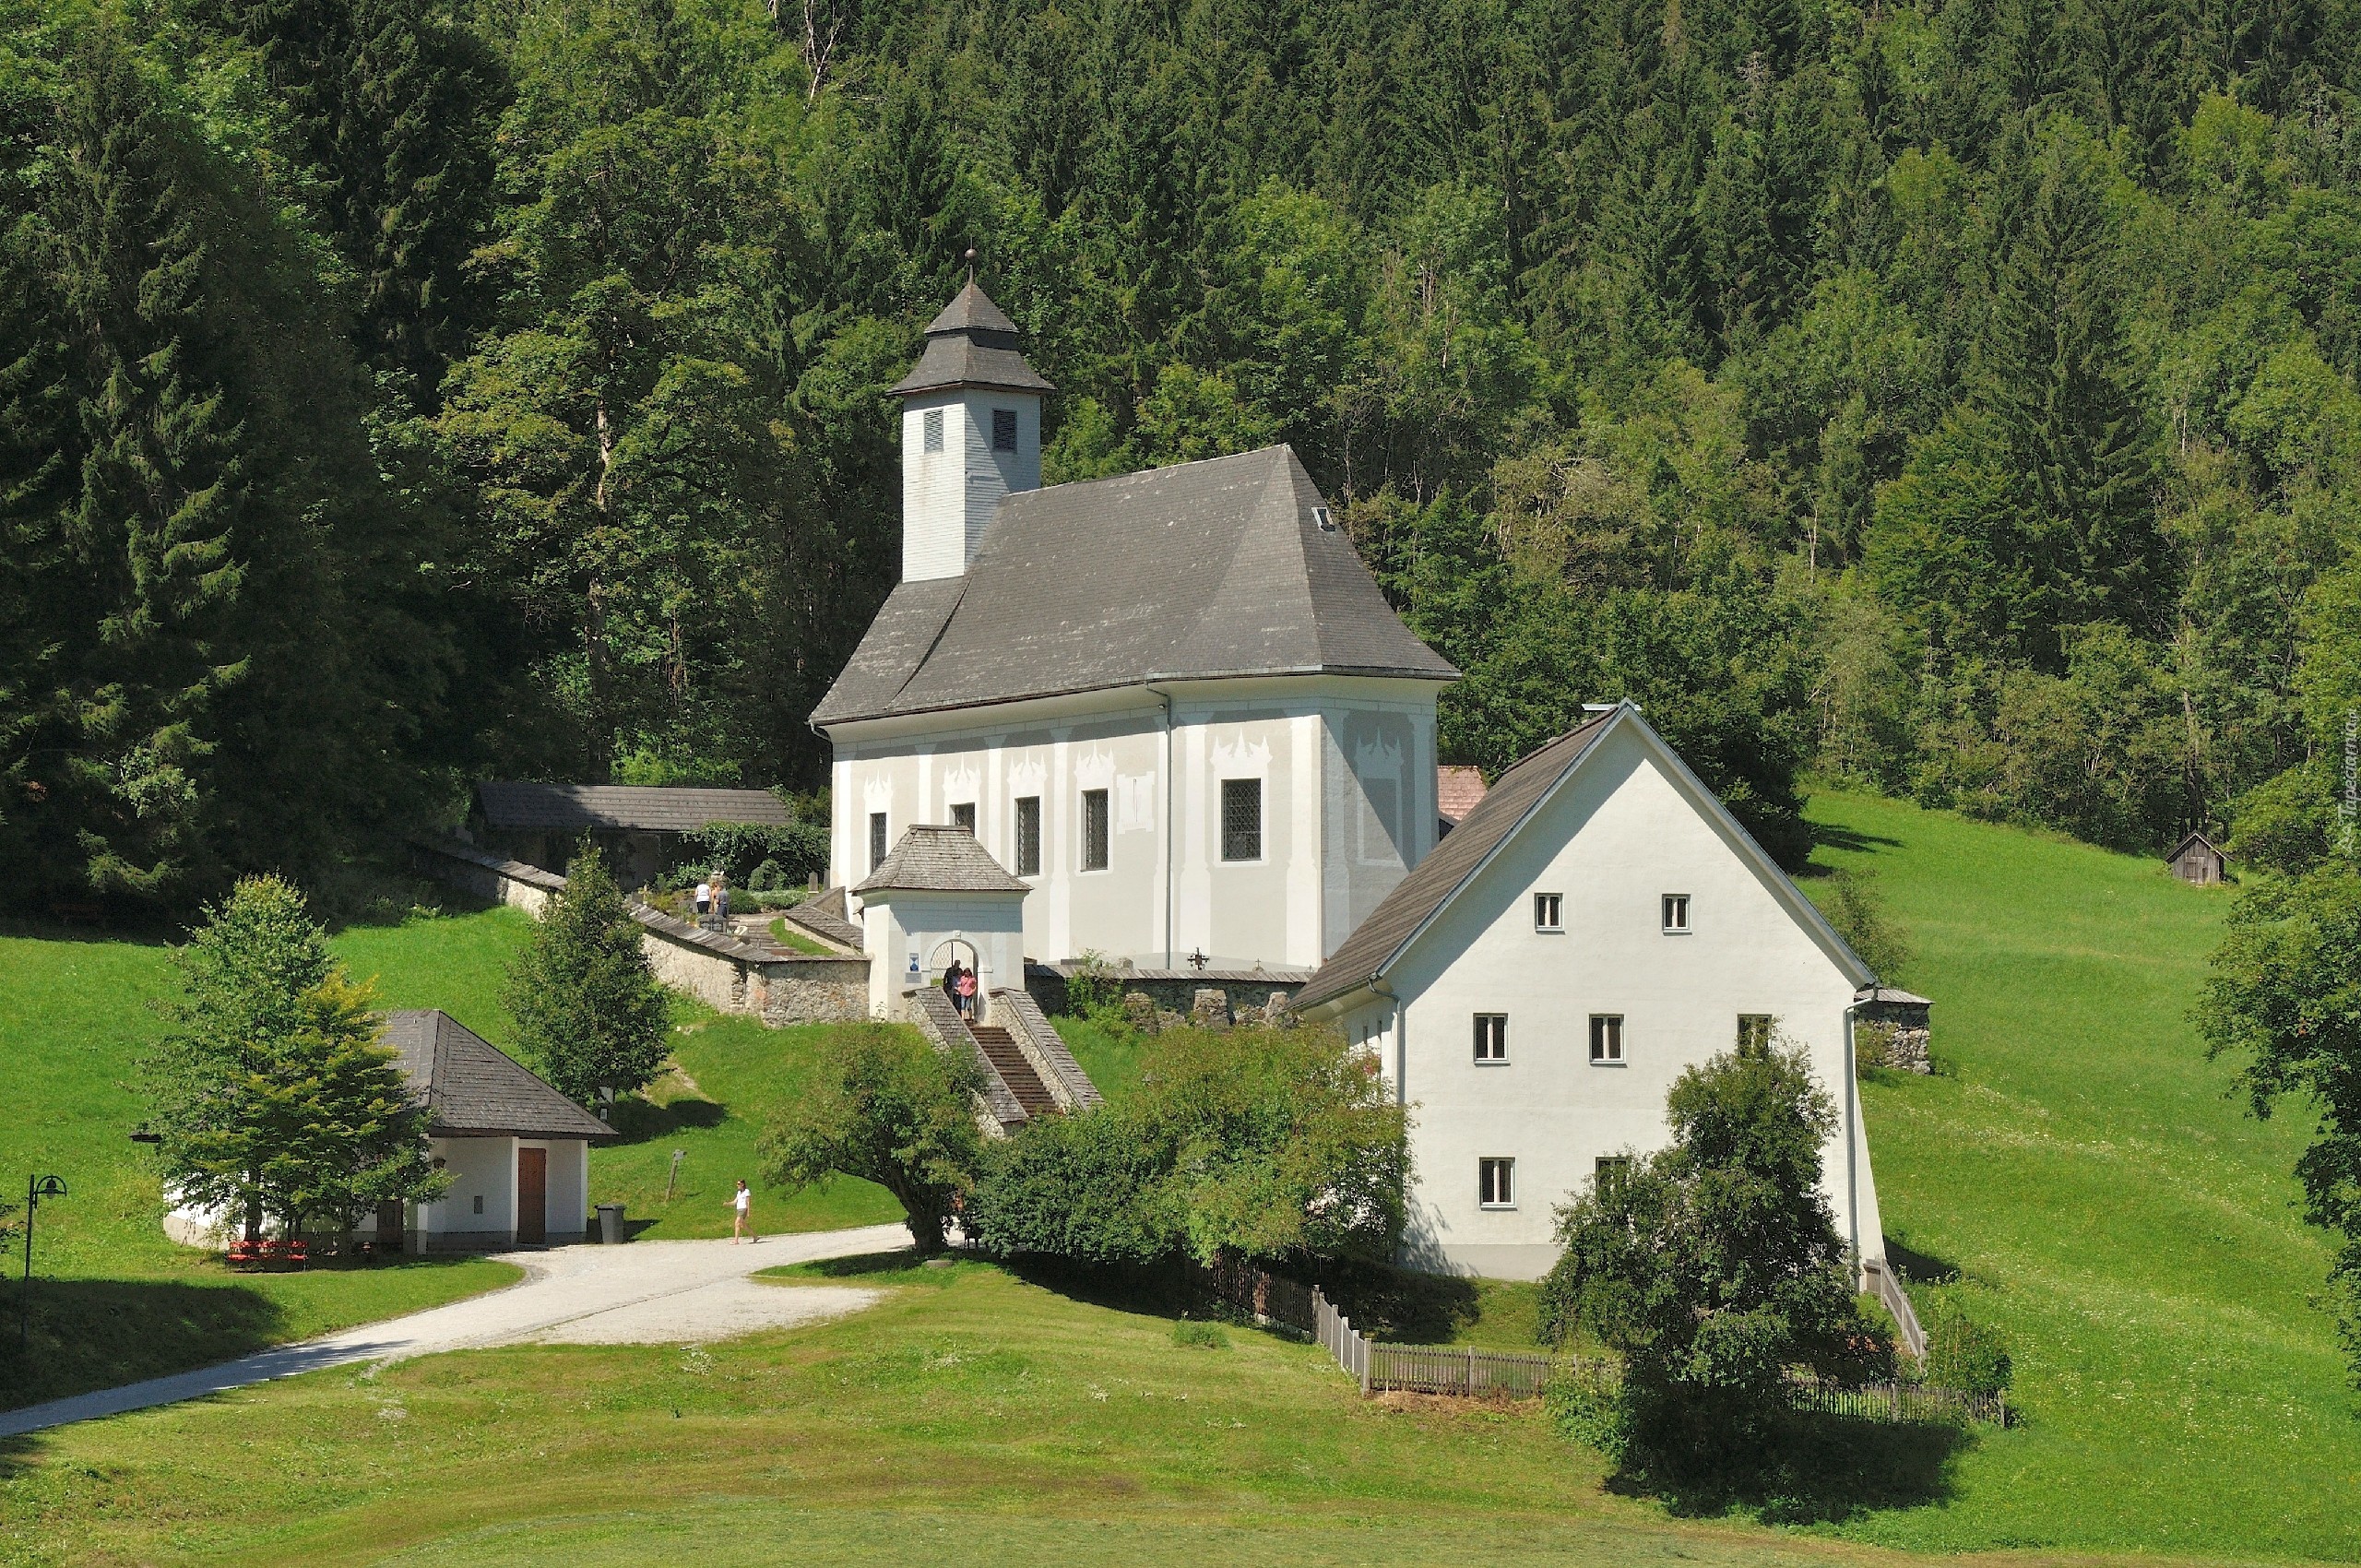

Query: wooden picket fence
[1204,1254,1999,1420]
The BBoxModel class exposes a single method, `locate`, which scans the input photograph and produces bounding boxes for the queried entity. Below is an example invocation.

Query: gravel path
[0,1222,912,1439]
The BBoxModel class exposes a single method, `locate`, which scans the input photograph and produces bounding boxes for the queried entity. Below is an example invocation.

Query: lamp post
[19,1173,66,1353]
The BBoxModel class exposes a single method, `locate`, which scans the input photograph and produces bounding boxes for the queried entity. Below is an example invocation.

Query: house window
[1737,1014,1774,1053]
[949,802,976,835]
[1221,777,1263,861]
[1081,788,1109,872]
[1534,892,1563,932]
[1661,893,1691,932]
[471,1194,484,1215]
[1589,1014,1624,1064]
[1594,1156,1631,1194]
[1014,796,1041,876]
[1473,1013,1508,1063]
[921,408,944,453]
[869,812,888,873]
[991,408,1018,451]
[1478,1158,1515,1208]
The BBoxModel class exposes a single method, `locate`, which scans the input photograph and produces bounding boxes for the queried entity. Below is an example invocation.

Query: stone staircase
[968,1024,1059,1117]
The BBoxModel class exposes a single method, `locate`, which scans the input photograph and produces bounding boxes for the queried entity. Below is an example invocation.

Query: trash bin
[596,1203,626,1244]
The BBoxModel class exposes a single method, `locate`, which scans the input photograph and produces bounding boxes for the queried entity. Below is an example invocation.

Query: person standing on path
[694,876,713,918]
[955,963,978,1022]
[733,1179,753,1243]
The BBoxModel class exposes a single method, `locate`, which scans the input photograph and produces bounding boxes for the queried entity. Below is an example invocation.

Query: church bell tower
[888,279,1051,583]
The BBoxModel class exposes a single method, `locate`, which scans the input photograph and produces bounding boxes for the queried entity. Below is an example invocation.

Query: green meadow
[0,792,2355,1564]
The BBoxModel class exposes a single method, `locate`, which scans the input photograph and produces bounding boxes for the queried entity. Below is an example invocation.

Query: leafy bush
[1061,950,1122,1015]
[1539,1039,1893,1478]
[1921,1301,2012,1397]
[1821,866,1911,980]
[682,808,828,887]
[748,858,787,892]
[967,1109,1176,1265]
[966,1024,1407,1270]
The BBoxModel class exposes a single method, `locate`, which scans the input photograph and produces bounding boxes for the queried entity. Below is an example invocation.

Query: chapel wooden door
[516,1146,547,1244]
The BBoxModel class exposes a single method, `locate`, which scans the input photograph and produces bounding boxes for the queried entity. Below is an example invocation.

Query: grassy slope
[0,903,899,1411]
[0,1253,2047,1568]
[0,914,528,1411]
[1803,790,2353,1562]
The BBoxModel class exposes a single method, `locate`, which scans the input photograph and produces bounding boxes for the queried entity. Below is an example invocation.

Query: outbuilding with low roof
[468,782,795,885]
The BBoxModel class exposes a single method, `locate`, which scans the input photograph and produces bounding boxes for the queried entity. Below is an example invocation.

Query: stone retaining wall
[414,837,868,1028]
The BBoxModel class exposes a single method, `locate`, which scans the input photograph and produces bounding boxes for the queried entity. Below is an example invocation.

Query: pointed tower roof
[889,281,1054,398]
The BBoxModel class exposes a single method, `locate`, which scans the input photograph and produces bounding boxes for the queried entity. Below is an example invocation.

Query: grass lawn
[765,916,838,956]
[1799,790,2353,1562]
[0,911,532,1412]
[0,900,900,1411]
[0,1252,2062,1568]
[588,1016,902,1240]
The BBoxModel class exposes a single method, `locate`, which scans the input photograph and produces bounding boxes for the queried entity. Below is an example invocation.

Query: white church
[812,283,1890,1284]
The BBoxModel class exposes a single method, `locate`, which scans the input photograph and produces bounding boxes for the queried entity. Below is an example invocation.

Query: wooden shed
[2166,831,2227,886]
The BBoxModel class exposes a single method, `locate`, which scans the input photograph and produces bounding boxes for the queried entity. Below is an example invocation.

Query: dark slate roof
[813,445,1458,725]
[379,1010,615,1141]
[888,282,1054,397]
[854,825,1030,895]
[473,783,792,833]
[1295,711,1618,1011]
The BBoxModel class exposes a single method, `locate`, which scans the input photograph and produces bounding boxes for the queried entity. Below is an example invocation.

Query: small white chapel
[811,282,1891,1284]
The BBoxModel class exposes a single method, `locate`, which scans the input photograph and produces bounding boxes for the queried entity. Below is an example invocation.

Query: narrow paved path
[0,1222,912,1439]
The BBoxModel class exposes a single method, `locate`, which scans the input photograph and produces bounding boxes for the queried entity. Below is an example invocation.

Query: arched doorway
[930,937,981,1021]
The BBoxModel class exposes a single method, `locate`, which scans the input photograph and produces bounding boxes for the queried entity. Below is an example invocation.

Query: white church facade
[812,282,1890,1284]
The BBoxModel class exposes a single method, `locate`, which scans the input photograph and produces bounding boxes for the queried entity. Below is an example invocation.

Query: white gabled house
[1291,703,1889,1283]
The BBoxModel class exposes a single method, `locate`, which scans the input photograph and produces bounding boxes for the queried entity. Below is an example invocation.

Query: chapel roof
[379,1010,615,1141]
[472,782,792,834]
[813,445,1458,726]
[853,825,1031,896]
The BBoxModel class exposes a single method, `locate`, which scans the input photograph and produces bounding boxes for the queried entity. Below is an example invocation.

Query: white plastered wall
[422,1134,516,1245]
[829,678,1447,973]
[900,391,1042,582]
[1379,722,1880,1281]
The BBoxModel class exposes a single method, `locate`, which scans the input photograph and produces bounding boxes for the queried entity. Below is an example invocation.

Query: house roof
[378,1010,614,1141]
[472,783,792,834]
[853,825,1030,896]
[813,445,1458,726]
[1295,703,1874,1013]
[1297,712,1617,1011]
[887,282,1055,397]
[2168,830,2224,861]
[1437,765,1489,825]
[1855,985,1931,1007]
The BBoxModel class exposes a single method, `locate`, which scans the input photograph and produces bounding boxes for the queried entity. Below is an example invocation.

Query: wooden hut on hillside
[2166,830,2227,886]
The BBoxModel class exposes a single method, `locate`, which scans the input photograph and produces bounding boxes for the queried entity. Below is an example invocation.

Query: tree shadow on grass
[1620,1408,1973,1525]
[1315,1257,1481,1343]
[603,1092,726,1145]
[1804,821,1904,866]
[1884,1235,1961,1286]
[0,1277,285,1414]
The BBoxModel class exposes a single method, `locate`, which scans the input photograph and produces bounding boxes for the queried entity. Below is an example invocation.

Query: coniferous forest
[5,0,2361,908]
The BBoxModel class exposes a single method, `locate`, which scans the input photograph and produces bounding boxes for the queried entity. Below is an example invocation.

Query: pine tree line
[6,0,2361,909]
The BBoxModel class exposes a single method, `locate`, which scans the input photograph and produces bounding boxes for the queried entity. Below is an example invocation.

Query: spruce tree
[504,848,671,1110]
[145,876,438,1241]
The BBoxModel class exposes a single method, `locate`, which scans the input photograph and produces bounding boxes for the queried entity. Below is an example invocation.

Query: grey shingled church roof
[853,825,1031,896]
[379,1010,615,1141]
[887,281,1055,397]
[1295,712,1619,1012]
[813,445,1458,726]
[473,783,792,833]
